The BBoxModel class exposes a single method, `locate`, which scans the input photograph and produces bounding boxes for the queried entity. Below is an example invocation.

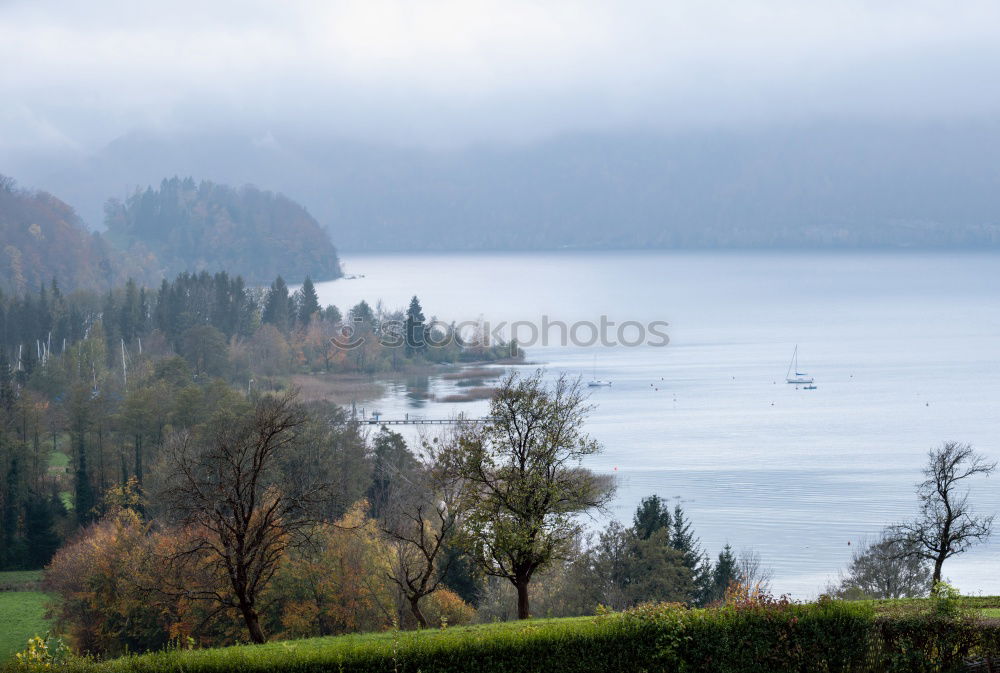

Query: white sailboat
[587,354,611,387]
[785,345,815,384]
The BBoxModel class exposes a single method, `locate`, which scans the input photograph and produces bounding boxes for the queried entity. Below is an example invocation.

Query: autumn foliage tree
[161,390,328,643]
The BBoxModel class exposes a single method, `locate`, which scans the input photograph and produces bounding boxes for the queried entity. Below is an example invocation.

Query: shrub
[13,597,1000,673]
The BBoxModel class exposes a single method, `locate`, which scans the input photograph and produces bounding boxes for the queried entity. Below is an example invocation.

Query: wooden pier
[358,417,490,425]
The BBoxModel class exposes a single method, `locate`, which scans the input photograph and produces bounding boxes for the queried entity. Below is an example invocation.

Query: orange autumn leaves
[44,500,474,655]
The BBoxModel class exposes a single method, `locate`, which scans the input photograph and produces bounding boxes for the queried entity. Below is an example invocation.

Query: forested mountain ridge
[0,176,147,293]
[103,177,342,284]
[0,174,342,293]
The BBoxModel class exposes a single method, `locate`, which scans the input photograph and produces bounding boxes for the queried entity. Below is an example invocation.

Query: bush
[11,598,1000,673]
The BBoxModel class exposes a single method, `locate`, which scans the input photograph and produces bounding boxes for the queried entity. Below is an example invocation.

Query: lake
[314,250,1000,598]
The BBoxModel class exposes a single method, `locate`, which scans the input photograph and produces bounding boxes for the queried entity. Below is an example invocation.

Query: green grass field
[0,591,50,662]
[0,570,42,586]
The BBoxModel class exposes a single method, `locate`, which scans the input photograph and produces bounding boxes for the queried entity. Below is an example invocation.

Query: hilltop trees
[103,177,342,284]
[0,175,136,293]
[456,371,614,619]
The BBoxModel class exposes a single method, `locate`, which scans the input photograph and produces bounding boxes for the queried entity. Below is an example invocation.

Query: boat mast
[786,345,798,379]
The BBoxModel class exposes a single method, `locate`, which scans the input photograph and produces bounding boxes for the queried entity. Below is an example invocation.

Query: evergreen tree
[670,505,700,566]
[262,276,291,331]
[323,304,342,324]
[2,455,25,568]
[350,300,375,326]
[70,386,95,525]
[119,278,141,343]
[298,277,321,325]
[24,495,62,568]
[405,295,426,357]
[705,544,738,604]
[0,351,15,413]
[632,494,672,540]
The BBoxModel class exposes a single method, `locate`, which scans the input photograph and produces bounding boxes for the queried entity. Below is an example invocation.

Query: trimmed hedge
[11,601,1000,673]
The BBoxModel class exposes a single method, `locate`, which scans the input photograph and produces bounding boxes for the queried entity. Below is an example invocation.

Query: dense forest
[0,175,342,294]
[0,178,147,294]
[0,352,757,656]
[104,178,342,284]
[0,268,516,569]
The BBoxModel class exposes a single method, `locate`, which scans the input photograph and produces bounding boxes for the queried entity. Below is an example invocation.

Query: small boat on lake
[587,354,612,387]
[785,345,815,384]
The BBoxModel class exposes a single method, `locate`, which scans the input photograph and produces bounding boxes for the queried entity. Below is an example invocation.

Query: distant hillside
[0,175,143,294]
[9,123,1000,252]
[103,177,342,284]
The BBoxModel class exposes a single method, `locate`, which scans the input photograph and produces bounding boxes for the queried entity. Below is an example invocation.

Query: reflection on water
[316,251,1000,598]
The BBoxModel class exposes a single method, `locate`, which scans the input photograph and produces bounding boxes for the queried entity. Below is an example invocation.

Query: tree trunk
[410,596,428,628]
[933,554,945,587]
[516,579,530,620]
[238,599,266,644]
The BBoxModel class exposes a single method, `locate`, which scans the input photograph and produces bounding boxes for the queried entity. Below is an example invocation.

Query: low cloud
[3,0,1000,151]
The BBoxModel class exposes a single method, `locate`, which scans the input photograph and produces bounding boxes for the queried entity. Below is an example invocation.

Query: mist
[5,1,1000,152]
[4,1,1000,249]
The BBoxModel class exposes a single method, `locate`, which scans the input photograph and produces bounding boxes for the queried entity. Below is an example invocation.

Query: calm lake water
[315,251,1000,598]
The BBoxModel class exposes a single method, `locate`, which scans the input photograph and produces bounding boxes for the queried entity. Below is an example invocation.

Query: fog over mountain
[4,1,1000,249]
[8,123,1000,250]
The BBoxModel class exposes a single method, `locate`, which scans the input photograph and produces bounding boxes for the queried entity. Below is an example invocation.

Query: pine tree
[0,350,15,413]
[70,386,95,525]
[670,504,703,571]
[632,494,672,540]
[2,455,25,568]
[323,304,342,324]
[262,276,290,331]
[707,544,739,603]
[350,300,375,326]
[298,277,321,325]
[119,278,141,343]
[405,295,426,357]
[25,495,61,567]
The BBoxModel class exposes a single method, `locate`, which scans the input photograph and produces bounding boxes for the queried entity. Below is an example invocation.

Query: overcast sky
[4,0,1000,154]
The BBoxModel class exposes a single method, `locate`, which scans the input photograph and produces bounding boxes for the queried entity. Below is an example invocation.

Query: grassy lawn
[74,617,603,672]
[0,570,43,587]
[0,591,50,662]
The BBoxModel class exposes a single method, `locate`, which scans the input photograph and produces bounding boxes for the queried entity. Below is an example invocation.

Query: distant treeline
[104,177,341,284]
[0,175,341,294]
[0,271,518,386]
[0,269,517,575]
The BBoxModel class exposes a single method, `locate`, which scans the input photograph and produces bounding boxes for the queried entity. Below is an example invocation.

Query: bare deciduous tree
[376,430,467,628]
[735,549,773,596]
[892,441,996,586]
[456,370,614,619]
[162,391,326,643]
